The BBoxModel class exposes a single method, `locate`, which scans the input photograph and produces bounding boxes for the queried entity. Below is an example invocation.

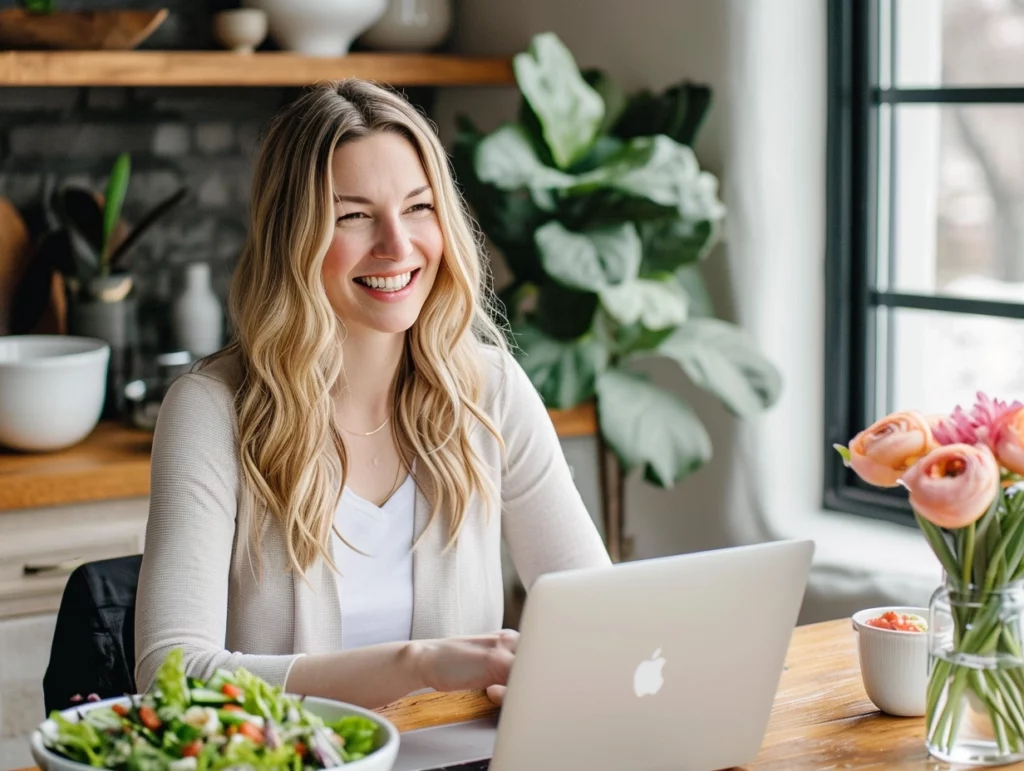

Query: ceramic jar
[242,0,388,56]
[360,0,452,52]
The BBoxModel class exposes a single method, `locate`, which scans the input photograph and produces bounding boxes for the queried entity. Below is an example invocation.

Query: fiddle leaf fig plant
[454,31,782,488]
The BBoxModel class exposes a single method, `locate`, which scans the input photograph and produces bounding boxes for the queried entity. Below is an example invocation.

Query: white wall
[436,0,944,622]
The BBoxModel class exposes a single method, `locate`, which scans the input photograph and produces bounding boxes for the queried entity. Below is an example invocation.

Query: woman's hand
[409,629,519,705]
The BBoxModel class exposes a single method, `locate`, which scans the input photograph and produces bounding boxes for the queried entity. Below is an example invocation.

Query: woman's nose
[373,215,412,261]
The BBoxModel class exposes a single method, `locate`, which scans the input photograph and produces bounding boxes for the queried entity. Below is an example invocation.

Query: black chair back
[42,554,142,714]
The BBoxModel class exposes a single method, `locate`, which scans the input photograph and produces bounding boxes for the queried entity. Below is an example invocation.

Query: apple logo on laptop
[633,648,666,697]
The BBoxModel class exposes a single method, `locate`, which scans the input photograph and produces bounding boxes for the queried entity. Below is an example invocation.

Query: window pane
[885,306,1024,418]
[882,104,1024,301]
[894,0,1024,87]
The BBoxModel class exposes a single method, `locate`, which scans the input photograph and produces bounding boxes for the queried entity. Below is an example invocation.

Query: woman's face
[322,132,444,336]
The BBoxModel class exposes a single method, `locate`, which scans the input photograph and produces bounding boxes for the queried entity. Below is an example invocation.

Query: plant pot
[359,0,452,52]
[67,283,138,420]
[242,0,388,56]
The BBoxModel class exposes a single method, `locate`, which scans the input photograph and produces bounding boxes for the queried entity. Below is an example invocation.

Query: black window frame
[824,1,1024,525]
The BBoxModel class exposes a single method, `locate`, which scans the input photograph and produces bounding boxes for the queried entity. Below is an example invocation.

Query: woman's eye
[406,203,435,215]
[336,212,368,223]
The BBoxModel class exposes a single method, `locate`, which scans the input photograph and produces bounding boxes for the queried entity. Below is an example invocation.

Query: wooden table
[20,618,1021,770]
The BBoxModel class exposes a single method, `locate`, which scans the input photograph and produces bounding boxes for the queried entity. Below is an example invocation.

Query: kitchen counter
[0,405,598,512]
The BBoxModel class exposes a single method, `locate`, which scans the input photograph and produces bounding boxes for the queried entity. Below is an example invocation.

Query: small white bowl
[0,335,109,452]
[30,695,400,771]
[852,606,930,717]
[213,9,268,54]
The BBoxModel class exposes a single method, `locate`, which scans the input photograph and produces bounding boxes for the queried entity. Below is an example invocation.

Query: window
[825,0,1024,523]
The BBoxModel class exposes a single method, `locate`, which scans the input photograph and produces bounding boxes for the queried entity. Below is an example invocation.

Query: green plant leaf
[639,218,715,273]
[583,69,627,136]
[599,277,688,330]
[534,282,600,341]
[475,124,575,192]
[512,32,605,170]
[656,318,782,417]
[571,136,725,221]
[108,186,188,272]
[674,264,715,317]
[612,81,713,148]
[535,221,641,292]
[596,369,713,486]
[18,0,54,13]
[101,153,131,269]
[511,323,608,409]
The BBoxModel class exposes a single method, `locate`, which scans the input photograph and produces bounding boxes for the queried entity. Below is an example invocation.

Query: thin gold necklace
[339,415,391,437]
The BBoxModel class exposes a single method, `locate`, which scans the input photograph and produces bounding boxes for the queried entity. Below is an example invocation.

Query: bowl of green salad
[30,649,399,771]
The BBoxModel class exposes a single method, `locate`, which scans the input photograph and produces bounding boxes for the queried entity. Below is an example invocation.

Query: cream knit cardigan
[134,347,611,691]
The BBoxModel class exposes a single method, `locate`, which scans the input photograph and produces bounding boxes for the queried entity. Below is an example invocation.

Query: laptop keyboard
[422,761,490,771]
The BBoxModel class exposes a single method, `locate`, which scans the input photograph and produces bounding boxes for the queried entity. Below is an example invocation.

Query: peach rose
[993,407,1024,476]
[847,411,936,487]
[900,444,1000,530]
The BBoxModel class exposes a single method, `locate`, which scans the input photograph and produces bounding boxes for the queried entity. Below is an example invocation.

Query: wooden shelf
[0,405,596,512]
[0,51,515,87]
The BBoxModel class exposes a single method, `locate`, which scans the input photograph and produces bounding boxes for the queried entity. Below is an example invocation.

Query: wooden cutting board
[0,196,32,335]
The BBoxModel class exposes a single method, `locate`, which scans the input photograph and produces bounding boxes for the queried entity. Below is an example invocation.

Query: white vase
[360,0,452,52]
[243,0,388,57]
[172,262,223,358]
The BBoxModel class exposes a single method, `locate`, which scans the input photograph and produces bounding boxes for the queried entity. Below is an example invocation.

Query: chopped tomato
[226,725,238,737]
[238,721,264,743]
[220,683,243,700]
[181,740,202,758]
[866,611,927,633]
[111,704,129,717]
[138,705,162,731]
[221,704,244,712]
[294,742,307,758]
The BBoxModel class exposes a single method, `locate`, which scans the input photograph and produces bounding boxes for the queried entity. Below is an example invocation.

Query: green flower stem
[993,671,1024,741]
[963,523,976,589]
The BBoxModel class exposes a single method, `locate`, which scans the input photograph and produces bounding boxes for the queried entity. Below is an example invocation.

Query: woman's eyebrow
[332,185,431,204]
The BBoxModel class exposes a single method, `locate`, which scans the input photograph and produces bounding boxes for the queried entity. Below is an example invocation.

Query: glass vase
[927,581,1024,766]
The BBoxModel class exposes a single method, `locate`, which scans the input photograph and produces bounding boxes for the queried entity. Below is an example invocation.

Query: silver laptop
[394,539,814,771]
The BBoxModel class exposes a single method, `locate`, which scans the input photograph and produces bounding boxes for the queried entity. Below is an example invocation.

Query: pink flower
[847,411,936,487]
[933,392,1024,448]
[900,443,1000,530]
[992,407,1024,475]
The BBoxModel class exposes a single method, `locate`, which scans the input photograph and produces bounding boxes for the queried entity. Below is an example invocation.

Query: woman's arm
[495,352,612,590]
[134,371,304,691]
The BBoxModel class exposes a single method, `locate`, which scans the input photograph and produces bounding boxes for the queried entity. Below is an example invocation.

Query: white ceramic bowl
[30,695,399,771]
[852,606,930,717]
[242,0,388,56]
[0,335,110,452]
[213,9,268,53]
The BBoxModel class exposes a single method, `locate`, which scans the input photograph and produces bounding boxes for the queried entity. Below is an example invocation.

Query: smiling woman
[132,78,611,721]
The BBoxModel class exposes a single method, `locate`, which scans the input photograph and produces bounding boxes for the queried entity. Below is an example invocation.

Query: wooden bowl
[0,8,169,51]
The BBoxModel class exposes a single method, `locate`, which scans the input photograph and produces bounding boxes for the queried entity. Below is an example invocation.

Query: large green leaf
[535,221,641,292]
[512,323,608,409]
[534,282,599,341]
[674,265,715,317]
[475,124,575,192]
[639,219,715,273]
[656,318,782,418]
[584,68,627,137]
[101,152,131,269]
[600,277,688,330]
[612,82,713,147]
[596,370,713,486]
[570,136,725,221]
[512,32,605,170]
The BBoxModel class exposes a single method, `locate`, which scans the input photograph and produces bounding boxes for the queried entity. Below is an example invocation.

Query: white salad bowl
[30,695,400,771]
[852,606,930,717]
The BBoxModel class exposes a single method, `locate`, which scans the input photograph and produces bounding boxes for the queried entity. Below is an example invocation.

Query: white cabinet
[0,498,148,771]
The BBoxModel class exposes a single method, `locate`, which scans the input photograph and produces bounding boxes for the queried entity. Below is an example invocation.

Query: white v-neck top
[333,474,416,650]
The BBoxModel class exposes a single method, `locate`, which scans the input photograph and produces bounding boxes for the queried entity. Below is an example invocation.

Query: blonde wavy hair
[206,79,507,576]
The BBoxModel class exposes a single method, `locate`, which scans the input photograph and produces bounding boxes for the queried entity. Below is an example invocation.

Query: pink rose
[900,444,1000,530]
[993,407,1024,476]
[847,411,936,487]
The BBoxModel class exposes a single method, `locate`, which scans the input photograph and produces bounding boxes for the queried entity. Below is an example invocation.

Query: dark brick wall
[0,85,297,356]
